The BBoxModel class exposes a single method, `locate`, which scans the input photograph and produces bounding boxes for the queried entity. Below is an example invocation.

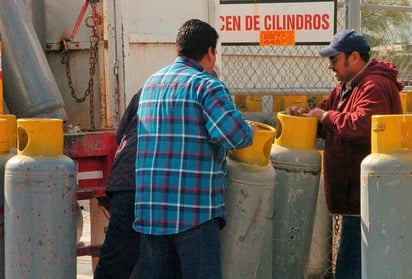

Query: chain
[334,214,340,236]
[332,213,341,273]
[60,2,101,130]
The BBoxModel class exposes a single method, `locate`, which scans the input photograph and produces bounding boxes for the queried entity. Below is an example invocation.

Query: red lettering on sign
[321,14,330,29]
[220,15,241,31]
[221,13,330,32]
[245,15,260,31]
[261,13,331,31]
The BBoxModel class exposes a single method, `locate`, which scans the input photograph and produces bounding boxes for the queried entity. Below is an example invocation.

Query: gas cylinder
[4,118,77,279]
[361,114,412,279]
[0,119,14,279]
[270,112,321,278]
[0,114,17,153]
[306,149,332,278]
[0,39,3,114]
[229,121,276,167]
[221,121,276,278]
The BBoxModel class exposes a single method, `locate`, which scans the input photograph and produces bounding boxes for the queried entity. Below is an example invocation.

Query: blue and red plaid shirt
[134,56,253,235]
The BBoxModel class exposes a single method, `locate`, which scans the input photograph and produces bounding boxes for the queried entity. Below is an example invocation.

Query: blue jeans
[135,218,223,279]
[335,215,361,279]
[94,191,140,279]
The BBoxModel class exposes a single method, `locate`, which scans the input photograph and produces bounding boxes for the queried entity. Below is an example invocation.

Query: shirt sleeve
[201,81,254,150]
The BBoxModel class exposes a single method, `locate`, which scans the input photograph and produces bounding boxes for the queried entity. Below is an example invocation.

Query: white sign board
[219,0,336,45]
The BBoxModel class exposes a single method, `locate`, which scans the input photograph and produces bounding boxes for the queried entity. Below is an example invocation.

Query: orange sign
[260,30,296,46]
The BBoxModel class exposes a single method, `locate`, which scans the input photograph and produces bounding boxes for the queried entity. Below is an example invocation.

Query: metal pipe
[0,0,67,119]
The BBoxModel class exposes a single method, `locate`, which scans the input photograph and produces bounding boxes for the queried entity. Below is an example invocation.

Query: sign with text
[219,0,336,45]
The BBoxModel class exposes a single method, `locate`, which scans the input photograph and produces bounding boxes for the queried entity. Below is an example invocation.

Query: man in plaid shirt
[133,19,254,279]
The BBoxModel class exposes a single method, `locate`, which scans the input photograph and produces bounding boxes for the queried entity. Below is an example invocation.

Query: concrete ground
[77,200,94,279]
[77,256,93,279]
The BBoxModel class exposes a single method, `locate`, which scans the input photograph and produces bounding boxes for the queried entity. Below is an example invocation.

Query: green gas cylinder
[270,112,321,278]
[361,114,412,279]
[4,119,77,279]
[222,121,276,278]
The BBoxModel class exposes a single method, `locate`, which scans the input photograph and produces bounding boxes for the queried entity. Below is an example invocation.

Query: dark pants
[135,218,222,279]
[94,191,140,279]
[335,215,361,279]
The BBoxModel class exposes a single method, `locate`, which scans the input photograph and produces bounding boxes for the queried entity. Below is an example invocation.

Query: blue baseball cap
[319,29,370,57]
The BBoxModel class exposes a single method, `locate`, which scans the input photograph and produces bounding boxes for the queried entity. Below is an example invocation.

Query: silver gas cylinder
[270,112,321,278]
[0,119,14,279]
[361,114,412,279]
[222,121,276,278]
[4,118,77,279]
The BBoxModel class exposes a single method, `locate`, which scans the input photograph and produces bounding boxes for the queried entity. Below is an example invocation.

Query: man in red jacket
[287,29,404,278]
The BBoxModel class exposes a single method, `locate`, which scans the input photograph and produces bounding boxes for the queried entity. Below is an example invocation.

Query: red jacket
[318,58,404,215]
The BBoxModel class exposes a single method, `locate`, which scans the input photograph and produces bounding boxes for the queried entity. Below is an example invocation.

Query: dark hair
[344,51,370,63]
[176,19,219,61]
[358,52,370,63]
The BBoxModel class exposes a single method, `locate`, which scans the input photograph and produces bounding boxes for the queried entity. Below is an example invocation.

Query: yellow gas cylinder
[361,114,412,278]
[0,39,3,114]
[229,121,276,166]
[245,96,262,112]
[4,119,77,278]
[221,121,276,278]
[399,90,412,113]
[0,114,17,153]
[270,112,321,278]
[399,92,407,113]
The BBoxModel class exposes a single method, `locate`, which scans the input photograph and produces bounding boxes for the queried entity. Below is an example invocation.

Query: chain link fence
[222,0,412,116]
[220,1,412,278]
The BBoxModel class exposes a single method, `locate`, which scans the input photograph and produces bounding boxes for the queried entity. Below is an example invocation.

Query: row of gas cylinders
[0,113,412,278]
[223,113,412,279]
[223,113,322,278]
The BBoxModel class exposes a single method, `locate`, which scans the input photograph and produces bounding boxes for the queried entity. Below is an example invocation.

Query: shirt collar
[345,59,372,88]
[175,56,205,73]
